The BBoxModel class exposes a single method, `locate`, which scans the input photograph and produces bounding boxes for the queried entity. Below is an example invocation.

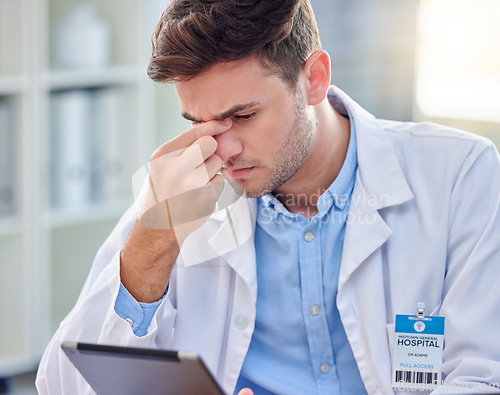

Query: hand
[238,388,254,395]
[138,119,232,244]
[120,119,232,302]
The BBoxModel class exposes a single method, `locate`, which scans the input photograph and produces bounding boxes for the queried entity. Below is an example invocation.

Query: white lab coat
[36,87,500,395]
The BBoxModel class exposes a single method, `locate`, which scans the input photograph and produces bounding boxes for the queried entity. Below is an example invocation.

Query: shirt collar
[320,106,357,213]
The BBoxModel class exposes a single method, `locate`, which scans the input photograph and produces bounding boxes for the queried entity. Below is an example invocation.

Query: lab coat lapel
[209,196,258,302]
[338,180,393,291]
[331,86,414,289]
[178,190,258,301]
[331,87,415,392]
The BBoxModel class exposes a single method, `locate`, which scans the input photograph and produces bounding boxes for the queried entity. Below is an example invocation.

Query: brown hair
[147,0,322,89]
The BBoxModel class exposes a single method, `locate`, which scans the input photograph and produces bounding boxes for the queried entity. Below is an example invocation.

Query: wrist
[120,220,179,302]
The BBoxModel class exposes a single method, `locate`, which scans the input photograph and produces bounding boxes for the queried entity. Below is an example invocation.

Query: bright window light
[416,0,500,122]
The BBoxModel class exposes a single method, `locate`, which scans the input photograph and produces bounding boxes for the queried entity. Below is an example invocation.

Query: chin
[242,189,267,199]
[223,177,269,199]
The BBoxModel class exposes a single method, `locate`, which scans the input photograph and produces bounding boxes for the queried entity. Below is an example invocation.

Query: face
[175,57,316,198]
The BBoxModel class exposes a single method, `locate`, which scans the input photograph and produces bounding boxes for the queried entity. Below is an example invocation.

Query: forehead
[174,57,288,120]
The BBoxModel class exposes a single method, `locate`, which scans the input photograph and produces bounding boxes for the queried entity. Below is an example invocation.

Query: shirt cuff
[114,283,165,337]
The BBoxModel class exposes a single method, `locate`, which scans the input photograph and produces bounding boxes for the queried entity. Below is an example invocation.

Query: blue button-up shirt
[234,113,366,395]
[115,108,367,395]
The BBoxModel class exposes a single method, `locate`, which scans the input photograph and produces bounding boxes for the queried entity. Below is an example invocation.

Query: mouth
[222,166,256,180]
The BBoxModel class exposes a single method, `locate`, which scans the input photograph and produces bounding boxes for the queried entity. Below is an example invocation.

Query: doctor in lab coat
[36,83,500,394]
[36,0,500,393]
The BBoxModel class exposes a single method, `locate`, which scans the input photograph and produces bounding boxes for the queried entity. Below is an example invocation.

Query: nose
[214,128,243,163]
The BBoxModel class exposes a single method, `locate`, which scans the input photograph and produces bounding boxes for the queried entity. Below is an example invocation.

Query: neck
[274,99,350,219]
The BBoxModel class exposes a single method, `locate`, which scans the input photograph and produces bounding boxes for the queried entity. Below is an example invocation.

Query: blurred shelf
[47,198,132,228]
[0,76,27,96]
[46,65,142,91]
[0,0,182,379]
[0,355,39,378]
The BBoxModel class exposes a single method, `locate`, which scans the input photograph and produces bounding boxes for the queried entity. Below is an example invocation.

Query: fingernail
[222,118,231,126]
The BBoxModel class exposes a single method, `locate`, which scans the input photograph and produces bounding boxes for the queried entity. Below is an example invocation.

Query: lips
[222,166,255,179]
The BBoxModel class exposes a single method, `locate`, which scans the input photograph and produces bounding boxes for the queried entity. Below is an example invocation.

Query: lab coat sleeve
[35,205,179,394]
[432,141,500,393]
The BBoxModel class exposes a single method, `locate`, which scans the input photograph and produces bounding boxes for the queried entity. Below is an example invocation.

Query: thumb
[238,389,254,395]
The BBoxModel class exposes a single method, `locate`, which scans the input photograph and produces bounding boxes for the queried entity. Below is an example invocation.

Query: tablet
[61,341,225,395]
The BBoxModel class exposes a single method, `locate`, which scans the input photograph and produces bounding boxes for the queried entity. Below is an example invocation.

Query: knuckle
[206,121,220,133]
[195,135,217,154]
[189,127,202,142]
[196,134,211,144]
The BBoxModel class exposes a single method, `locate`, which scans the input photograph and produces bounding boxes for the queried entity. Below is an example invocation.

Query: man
[36,0,500,394]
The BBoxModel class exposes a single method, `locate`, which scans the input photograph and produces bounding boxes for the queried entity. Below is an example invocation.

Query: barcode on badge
[395,370,438,385]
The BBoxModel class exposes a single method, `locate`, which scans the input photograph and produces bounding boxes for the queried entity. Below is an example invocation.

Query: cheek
[243,101,297,156]
[248,120,284,155]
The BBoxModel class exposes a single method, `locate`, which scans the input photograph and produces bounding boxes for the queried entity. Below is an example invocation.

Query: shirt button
[124,317,134,326]
[339,194,345,203]
[304,232,314,242]
[234,314,250,329]
[320,363,330,373]
[309,305,320,316]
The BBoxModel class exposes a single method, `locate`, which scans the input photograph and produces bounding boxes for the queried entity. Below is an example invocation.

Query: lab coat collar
[328,86,414,290]
[177,189,259,300]
[328,86,414,209]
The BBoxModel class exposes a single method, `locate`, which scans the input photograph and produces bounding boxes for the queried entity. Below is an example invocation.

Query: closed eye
[187,112,256,125]
[233,113,255,121]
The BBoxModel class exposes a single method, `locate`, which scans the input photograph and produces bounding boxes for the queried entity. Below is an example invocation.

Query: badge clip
[410,302,431,321]
[417,302,425,318]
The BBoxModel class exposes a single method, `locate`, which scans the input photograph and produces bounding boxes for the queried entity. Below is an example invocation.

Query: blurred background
[0,0,498,392]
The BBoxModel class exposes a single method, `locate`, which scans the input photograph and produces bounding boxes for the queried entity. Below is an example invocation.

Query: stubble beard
[242,90,315,198]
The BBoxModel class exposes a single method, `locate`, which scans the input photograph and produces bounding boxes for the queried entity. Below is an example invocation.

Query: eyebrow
[182,101,262,123]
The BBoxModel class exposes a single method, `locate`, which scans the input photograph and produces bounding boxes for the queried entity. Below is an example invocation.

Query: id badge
[392,304,445,391]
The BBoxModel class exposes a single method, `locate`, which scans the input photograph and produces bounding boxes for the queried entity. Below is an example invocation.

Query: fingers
[149,138,220,201]
[179,135,218,169]
[152,119,231,160]
[137,119,231,237]
[200,154,223,181]
[178,118,232,149]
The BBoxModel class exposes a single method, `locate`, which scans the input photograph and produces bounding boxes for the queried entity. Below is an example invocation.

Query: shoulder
[377,119,498,173]
[379,119,493,149]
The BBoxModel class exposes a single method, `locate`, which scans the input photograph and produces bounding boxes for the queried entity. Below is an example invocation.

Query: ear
[302,50,331,106]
